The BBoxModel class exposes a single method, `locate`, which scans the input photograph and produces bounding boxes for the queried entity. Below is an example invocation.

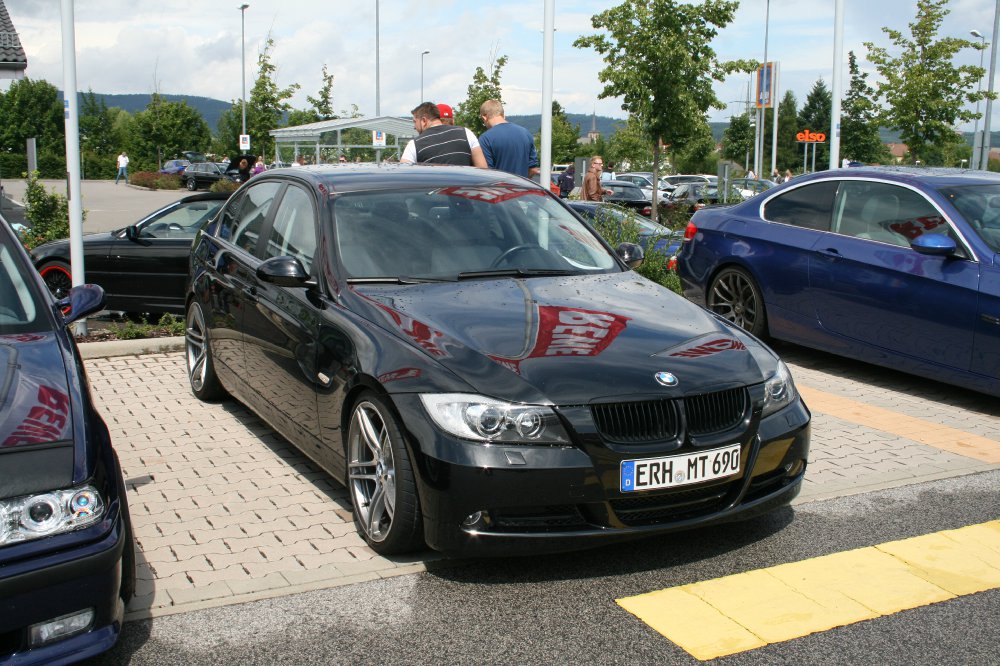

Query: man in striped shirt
[400,102,487,167]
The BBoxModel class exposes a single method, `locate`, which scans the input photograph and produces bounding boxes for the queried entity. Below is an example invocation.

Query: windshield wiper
[346,275,458,284]
[456,268,578,280]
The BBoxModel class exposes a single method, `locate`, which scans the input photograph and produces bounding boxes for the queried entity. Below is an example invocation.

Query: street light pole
[420,50,430,102]
[981,0,1000,171]
[972,29,987,169]
[239,4,248,137]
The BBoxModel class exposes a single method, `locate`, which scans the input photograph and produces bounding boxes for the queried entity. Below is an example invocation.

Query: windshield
[939,184,1000,253]
[333,184,620,280]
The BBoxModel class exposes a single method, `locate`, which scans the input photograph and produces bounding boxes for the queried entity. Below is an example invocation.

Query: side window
[220,182,282,252]
[264,186,317,273]
[833,181,948,247]
[763,180,838,231]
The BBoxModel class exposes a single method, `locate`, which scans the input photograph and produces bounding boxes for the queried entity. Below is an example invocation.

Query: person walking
[558,165,576,198]
[115,151,129,185]
[581,156,611,201]
[400,102,487,167]
[478,99,540,178]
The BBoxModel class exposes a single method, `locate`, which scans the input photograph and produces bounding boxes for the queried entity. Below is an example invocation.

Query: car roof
[257,164,543,194]
[794,166,1000,188]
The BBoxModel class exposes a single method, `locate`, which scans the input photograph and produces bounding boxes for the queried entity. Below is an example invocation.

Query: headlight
[0,485,105,546]
[761,361,798,418]
[420,393,571,444]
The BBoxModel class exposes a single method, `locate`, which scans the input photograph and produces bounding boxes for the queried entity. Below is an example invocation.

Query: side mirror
[256,255,314,287]
[58,284,106,325]
[911,234,956,257]
[616,242,645,269]
[125,225,139,241]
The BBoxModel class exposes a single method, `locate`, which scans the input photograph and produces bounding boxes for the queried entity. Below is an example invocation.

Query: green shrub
[129,171,161,188]
[154,174,182,190]
[210,179,239,194]
[107,313,185,339]
[18,171,70,250]
[591,208,681,294]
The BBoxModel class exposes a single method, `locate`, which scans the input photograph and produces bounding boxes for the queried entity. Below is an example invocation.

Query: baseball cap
[436,103,454,119]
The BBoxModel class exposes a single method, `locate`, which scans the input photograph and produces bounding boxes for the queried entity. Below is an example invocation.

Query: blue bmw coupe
[677,166,1000,397]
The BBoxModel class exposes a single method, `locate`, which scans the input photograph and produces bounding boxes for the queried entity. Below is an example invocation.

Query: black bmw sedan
[185,165,811,556]
[0,217,134,663]
[32,192,229,315]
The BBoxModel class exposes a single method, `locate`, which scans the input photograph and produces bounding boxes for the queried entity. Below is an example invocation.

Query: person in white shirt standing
[115,151,129,185]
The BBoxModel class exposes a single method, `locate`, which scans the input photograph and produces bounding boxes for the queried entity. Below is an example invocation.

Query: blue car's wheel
[707,266,768,338]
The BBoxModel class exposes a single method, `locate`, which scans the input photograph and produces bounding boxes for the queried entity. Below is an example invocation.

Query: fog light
[461,511,489,530]
[29,609,94,647]
[785,459,806,478]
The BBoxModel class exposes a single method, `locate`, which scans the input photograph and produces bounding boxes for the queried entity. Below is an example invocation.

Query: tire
[706,266,768,339]
[186,177,197,191]
[39,260,73,300]
[185,301,225,400]
[346,392,423,555]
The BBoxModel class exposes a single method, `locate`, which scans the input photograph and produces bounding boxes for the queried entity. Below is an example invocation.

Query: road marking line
[797,385,1000,463]
[617,520,1000,660]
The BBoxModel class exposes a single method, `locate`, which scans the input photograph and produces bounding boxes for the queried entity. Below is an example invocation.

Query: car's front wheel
[346,392,423,555]
[38,260,73,300]
[707,266,768,338]
[185,177,197,191]
[185,301,225,400]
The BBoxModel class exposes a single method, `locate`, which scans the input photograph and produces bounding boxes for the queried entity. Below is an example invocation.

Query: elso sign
[797,129,827,142]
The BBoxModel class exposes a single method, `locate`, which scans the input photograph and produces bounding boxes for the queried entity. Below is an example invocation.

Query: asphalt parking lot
[78,338,1000,621]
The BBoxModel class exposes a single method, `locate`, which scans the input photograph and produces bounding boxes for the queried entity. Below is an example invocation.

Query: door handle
[242,285,258,302]
[817,247,842,258]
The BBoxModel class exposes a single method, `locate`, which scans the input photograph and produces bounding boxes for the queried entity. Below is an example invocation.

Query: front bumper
[393,394,811,556]
[0,507,128,666]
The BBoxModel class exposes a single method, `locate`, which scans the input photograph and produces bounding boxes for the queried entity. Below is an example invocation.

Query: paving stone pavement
[81,345,1000,620]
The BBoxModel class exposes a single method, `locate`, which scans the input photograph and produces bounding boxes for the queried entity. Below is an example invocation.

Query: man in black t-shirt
[400,102,487,167]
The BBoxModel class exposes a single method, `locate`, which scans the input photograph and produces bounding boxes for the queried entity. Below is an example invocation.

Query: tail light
[683,221,697,242]
[642,205,652,217]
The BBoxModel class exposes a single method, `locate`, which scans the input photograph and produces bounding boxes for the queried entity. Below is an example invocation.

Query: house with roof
[0,0,26,83]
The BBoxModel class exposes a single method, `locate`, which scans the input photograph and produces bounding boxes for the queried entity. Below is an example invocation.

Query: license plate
[620,444,741,493]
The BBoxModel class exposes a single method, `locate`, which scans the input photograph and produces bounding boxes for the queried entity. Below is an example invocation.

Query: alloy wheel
[708,268,764,336]
[348,401,397,544]
[186,303,209,392]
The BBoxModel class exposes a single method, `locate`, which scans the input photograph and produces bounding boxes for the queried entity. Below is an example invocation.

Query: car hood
[0,334,74,448]
[350,272,777,404]
[31,232,116,259]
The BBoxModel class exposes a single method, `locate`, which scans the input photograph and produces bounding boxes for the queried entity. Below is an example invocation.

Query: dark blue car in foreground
[677,166,1000,397]
[0,217,134,664]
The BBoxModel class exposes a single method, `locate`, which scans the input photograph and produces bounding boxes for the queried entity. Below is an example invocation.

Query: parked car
[615,172,671,202]
[664,183,723,213]
[677,166,1000,397]
[32,192,230,315]
[731,178,777,198]
[663,174,718,193]
[159,159,190,176]
[185,164,810,556]
[182,162,238,191]
[568,200,682,256]
[0,216,134,664]
[603,180,653,216]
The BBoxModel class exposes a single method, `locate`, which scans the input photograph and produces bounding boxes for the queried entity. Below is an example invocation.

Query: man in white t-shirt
[115,152,129,184]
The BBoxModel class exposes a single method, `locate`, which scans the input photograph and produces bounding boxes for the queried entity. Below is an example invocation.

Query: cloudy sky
[5,0,999,132]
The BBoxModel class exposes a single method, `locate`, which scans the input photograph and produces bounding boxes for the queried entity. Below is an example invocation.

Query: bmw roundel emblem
[655,371,678,387]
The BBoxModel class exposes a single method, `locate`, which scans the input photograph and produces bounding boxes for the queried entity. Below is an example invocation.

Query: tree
[538,101,581,164]
[129,94,211,171]
[798,79,832,170]
[0,77,64,158]
[864,0,988,163]
[840,51,890,165]
[307,64,336,121]
[455,51,508,135]
[722,112,753,169]
[607,116,655,171]
[574,0,753,220]
[775,90,801,172]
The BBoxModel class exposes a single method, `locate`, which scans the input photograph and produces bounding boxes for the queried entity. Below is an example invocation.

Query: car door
[94,198,226,314]
[207,182,283,380]
[808,179,978,370]
[241,182,323,448]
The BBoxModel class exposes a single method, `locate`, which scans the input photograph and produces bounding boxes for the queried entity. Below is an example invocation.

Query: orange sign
[797,129,827,143]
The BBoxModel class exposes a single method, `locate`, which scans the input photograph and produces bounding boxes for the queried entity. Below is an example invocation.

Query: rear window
[763,181,838,231]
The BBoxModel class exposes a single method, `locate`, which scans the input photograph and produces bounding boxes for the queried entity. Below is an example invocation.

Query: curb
[78,335,185,359]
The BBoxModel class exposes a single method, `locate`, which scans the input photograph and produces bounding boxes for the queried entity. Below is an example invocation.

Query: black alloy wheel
[39,260,73,300]
[707,266,768,338]
[346,392,423,555]
[186,177,197,191]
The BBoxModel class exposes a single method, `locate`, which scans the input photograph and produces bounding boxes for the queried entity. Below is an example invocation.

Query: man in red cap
[437,103,455,125]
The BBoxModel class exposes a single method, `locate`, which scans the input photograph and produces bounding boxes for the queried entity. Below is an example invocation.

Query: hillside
[67,92,233,132]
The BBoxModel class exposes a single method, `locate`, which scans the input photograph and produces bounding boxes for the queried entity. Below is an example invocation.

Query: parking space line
[797,385,1000,463]
[616,520,1000,661]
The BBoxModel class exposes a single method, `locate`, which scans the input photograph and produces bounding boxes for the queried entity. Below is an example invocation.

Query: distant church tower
[0,0,27,83]
[585,109,601,144]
